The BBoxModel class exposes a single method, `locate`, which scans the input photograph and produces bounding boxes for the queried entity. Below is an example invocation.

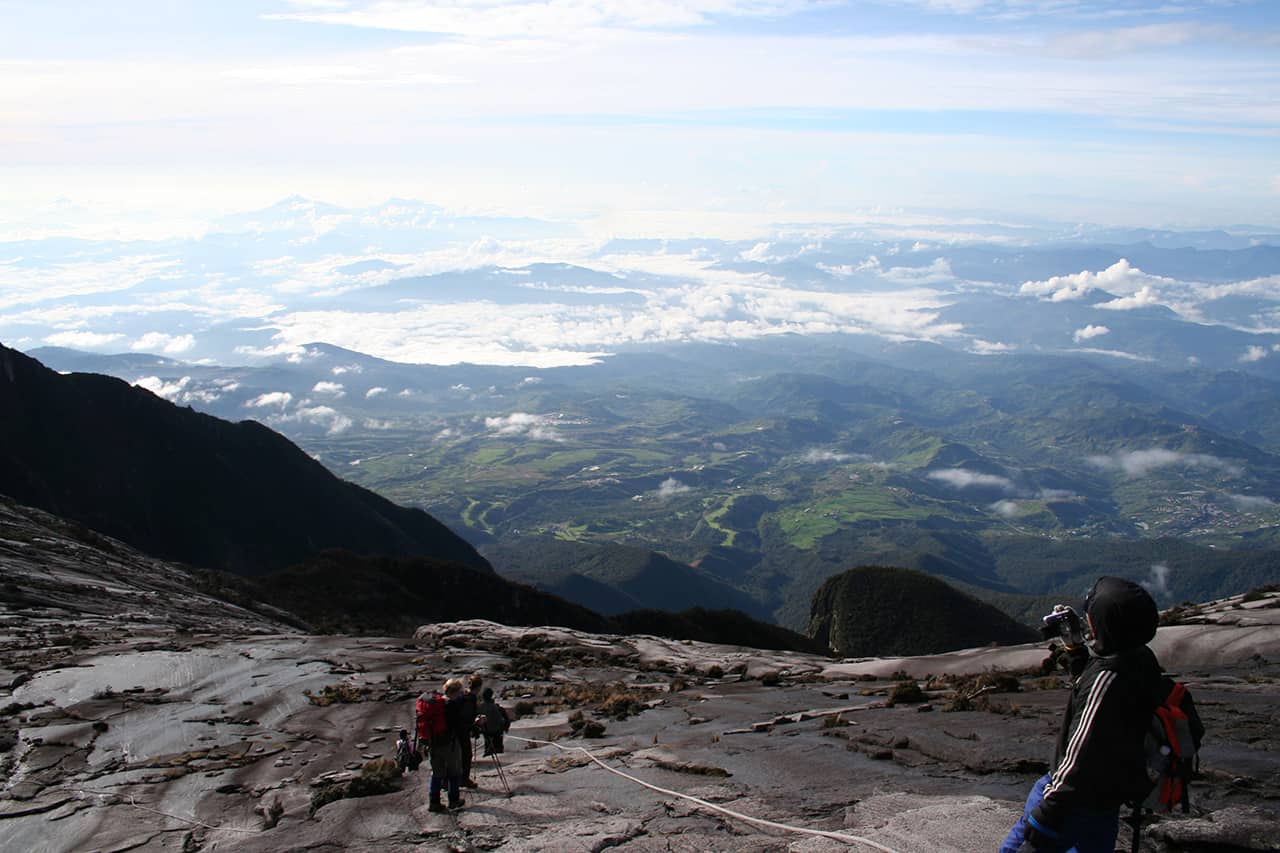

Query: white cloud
[133,374,224,405]
[266,0,808,38]
[1229,493,1275,511]
[656,477,693,499]
[1037,488,1077,501]
[131,332,196,355]
[312,380,346,396]
[878,258,954,285]
[331,364,363,375]
[134,375,190,400]
[245,391,294,409]
[1087,448,1241,478]
[970,339,1014,355]
[990,499,1020,517]
[365,386,388,398]
[1068,347,1155,362]
[1020,260,1172,304]
[800,449,865,464]
[44,330,124,349]
[267,405,353,435]
[1141,563,1172,601]
[927,469,1016,492]
[484,412,563,441]
[1072,324,1109,343]
[1240,345,1269,363]
[520,376,543,385]
[1097,285,1160,311]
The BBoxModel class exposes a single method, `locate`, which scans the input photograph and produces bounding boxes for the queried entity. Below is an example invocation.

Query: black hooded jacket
[1032,577,1166,833]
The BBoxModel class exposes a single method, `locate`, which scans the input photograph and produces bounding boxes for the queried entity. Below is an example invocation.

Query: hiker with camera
[1000,576,1192,853]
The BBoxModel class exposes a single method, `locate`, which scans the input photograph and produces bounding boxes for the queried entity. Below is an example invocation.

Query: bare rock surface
[2,508,1278,851]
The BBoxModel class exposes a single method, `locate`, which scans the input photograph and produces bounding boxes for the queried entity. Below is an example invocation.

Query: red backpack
[1124,678,1206,853]
[415,693,448,740]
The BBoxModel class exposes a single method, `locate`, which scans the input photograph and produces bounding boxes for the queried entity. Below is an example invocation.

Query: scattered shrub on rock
[514,700,536,718]
[303,682,369,706]
[309,783,346,816]
[886,681,926,706]
[582,720,607,738]
[759,671,782,687]
[348,758,399,798]
[261,797,284,830]
[706,665,724,679]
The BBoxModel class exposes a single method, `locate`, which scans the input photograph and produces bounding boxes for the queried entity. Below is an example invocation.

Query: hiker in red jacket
[417,677,467,812]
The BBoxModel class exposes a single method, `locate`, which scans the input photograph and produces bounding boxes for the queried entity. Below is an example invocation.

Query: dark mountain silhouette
[611,607,826,654]
[809,565,1038,656]
[482,539,772,619]
[0,343,489,576]
[256,549,611,635]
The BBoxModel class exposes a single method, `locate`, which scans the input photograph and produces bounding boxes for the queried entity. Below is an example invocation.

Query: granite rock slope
[1,587,1278,852]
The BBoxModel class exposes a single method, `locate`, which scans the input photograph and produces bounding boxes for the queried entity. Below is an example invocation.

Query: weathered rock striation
[2,567,1278,852]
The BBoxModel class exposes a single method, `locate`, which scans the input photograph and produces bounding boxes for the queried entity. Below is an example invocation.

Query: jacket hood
[1085,576,1159,654]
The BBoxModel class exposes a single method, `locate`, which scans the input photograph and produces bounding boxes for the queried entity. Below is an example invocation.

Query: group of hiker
[400,672,511,813]
[394,577,1202,850]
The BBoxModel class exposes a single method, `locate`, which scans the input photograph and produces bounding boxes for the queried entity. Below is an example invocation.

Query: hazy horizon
[2,0,1278,239]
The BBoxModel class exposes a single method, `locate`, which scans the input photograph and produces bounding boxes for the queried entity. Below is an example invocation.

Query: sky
[2,0,1279,236]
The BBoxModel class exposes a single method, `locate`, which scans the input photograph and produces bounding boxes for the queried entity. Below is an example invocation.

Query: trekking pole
[491,750,512,798]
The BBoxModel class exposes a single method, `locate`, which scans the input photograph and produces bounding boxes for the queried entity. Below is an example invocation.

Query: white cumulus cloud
[1240,345,1269,363]
[1072,324,1109,343]
[365,386,388,398]
[312,380,346,396]
[1020,259,1172,304]
[927,469,1016,492]
[131,332,196,355]
[484,412,563,441]
[245,391,294,409]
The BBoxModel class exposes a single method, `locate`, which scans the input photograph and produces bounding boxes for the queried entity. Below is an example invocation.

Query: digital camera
[1040,604,1087,649]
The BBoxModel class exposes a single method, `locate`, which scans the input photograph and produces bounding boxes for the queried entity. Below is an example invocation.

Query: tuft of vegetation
[759,671,782,687]
[886,681,927,706]
[261,798,284,830]
[303,682,370,706]
[309,758,402,815]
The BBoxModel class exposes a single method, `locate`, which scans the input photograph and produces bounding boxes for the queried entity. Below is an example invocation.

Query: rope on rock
[506,734,903,853]
[60,786,262,835]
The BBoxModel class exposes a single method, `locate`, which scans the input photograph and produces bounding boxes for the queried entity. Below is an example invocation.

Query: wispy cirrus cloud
[43,330,124,349]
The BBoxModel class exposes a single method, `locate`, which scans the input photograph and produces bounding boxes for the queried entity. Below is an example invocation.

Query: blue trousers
[1000,774,1120,853]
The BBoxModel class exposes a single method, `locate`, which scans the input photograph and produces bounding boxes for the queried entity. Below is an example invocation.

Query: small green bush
[886,681,926,706]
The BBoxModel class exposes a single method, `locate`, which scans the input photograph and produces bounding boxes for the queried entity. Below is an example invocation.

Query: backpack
[395,737,421,772]
[1139,678,1205,813]
[415,693,448,740]
[1124,678,1206,853]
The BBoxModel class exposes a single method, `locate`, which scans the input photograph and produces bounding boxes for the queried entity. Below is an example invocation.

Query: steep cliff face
[0,343,490,576]
[808,565,1038,657]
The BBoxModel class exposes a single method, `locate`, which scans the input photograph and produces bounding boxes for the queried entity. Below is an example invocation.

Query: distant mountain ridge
[0,342,489,576]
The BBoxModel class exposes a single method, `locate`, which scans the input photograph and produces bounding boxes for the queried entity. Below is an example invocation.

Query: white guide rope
[506,734,903,853]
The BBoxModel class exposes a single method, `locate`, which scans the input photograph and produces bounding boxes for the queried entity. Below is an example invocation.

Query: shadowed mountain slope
[0,343,489,576]
[809,565,1039,656]
[482,539,772,619]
